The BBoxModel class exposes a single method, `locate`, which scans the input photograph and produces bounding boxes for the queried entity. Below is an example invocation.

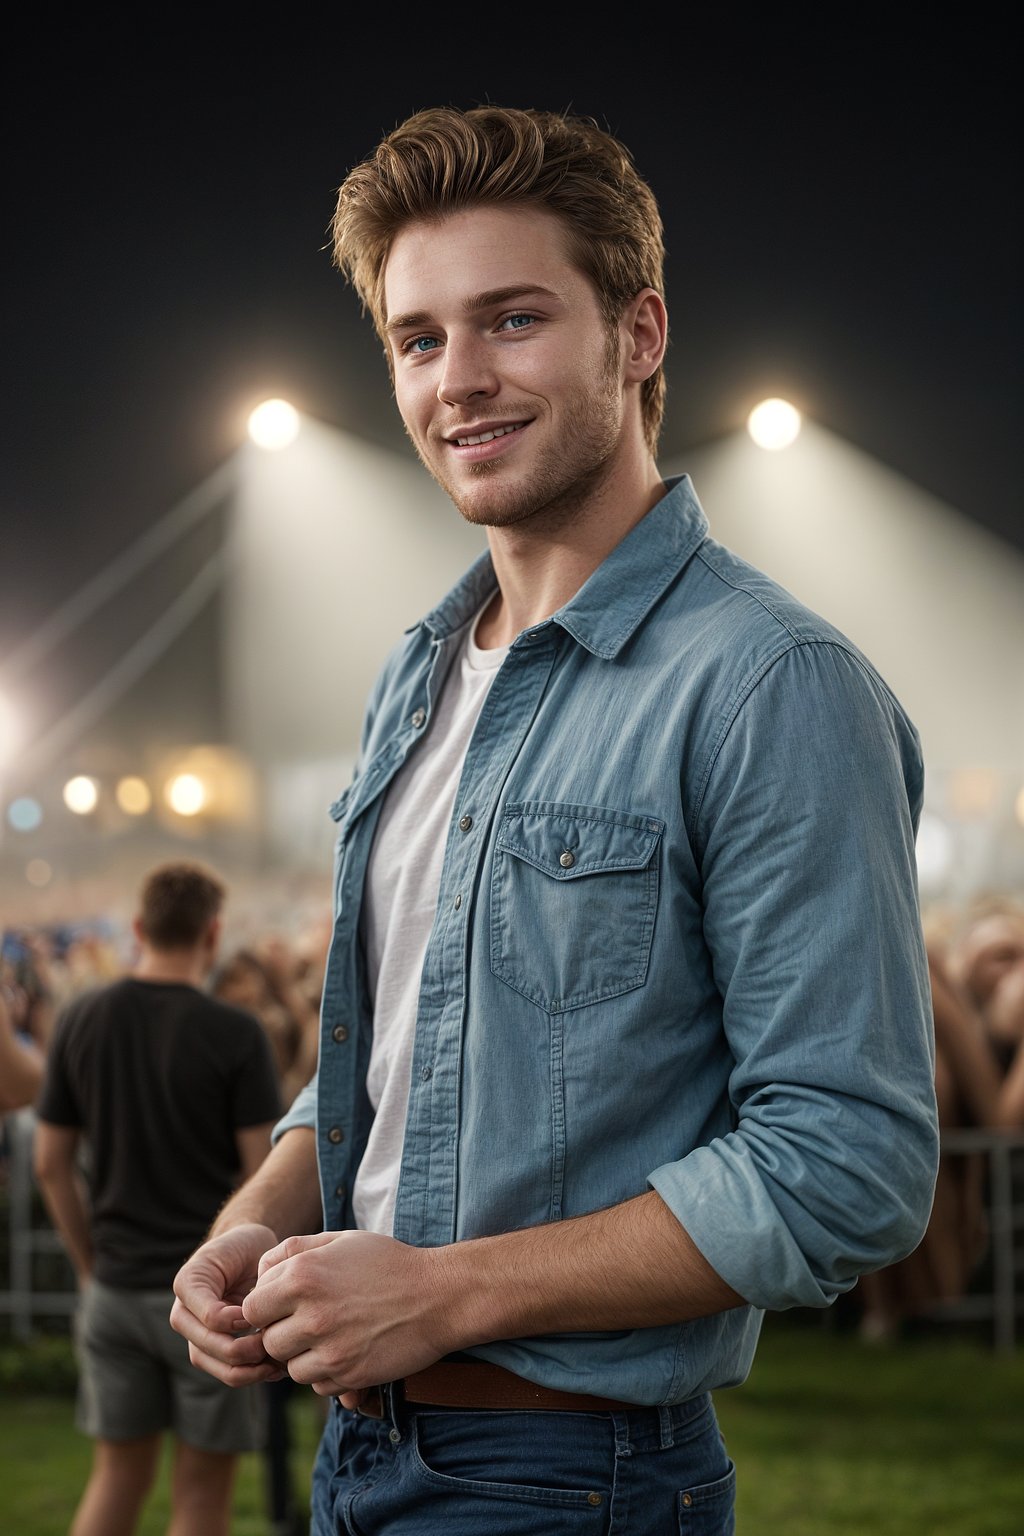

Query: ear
[622,288,668,383]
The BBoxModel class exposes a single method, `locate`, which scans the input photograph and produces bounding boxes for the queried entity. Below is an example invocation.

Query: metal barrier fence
[3,1111,1023,1349]
[0,1108,77,1340]
[921,1128,1024,1354]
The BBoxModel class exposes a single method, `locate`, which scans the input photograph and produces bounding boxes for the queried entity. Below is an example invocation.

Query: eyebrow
[384,284,563,337]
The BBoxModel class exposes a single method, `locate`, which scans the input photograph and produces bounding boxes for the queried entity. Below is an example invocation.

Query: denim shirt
[275,473,939,1405]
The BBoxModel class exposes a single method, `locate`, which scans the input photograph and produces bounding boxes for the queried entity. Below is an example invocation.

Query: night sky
[3,23,1021,675]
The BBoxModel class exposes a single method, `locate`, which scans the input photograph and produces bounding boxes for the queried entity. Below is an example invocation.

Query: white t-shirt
[353,608,509,1235]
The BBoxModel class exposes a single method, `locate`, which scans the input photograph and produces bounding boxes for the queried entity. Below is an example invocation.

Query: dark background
[2,22,1021,666]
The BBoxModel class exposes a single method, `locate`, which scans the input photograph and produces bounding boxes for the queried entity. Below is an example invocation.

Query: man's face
[383,204,626,531]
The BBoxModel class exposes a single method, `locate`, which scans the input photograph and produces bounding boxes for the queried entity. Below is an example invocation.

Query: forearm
[209,1125,321,1242]
[37,1168,93,1282]
[994,1044,1024,1130]
[435,1189,746,1350]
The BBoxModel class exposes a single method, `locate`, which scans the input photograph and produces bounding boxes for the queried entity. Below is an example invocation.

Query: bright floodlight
[116,775,152,815]
[166,772,206,816]
[63,775,99,814]
[747,398,802,451]
[248,398,300,450]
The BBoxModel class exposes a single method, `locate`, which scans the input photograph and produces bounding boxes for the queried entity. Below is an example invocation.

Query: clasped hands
[169,1222,456,1408]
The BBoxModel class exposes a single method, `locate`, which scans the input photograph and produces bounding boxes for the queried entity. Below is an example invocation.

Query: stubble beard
[409,353,625,536]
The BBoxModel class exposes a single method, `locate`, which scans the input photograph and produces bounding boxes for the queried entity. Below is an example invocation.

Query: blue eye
[502,313,534,331]
[409,336,440,354]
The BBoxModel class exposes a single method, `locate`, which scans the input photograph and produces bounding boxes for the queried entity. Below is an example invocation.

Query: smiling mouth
[452,423,527,447]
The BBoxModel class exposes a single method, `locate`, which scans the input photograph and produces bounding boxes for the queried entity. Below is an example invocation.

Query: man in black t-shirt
[34,860,283,1536]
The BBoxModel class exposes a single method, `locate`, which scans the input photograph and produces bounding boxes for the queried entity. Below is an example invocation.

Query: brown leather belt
[356,1359,636,1418]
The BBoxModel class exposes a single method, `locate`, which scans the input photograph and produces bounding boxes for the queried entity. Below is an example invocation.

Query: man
[170,106,939,1533]
[34,860,282,1536]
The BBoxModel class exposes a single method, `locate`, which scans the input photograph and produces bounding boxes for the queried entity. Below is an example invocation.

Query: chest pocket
[327,740,405,905]
[490,801,664,1013]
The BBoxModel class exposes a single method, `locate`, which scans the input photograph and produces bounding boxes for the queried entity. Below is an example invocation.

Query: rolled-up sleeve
[649,639,940,1310]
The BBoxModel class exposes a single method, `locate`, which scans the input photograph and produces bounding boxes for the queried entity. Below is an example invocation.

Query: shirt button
[420,1065,433,1081]
[559,850,576,868]
[332,1024,348,1043]
[335,1183,347,1201]
[458,814,473,832]
[454,894,462,910]
[681,1494,693,1508]
[327,1126,344,1145]
[587,1492,602,1507]
[411,708,426,728]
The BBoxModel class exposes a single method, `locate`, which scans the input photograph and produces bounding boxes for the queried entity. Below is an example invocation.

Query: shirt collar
[413,474,709,659]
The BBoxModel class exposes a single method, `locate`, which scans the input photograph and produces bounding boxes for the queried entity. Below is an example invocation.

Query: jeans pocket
[411,1408,612,1513]
[490,801,663,1012]
[677,1461,737,1534]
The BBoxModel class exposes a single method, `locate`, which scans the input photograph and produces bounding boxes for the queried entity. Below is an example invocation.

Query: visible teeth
[456,424,521,446]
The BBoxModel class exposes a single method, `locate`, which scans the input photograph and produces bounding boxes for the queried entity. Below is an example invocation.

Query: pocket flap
[496,801,664,880]
[328,740,403,825]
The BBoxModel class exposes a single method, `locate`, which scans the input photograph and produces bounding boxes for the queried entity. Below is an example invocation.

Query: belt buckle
[354,1385,386,1419]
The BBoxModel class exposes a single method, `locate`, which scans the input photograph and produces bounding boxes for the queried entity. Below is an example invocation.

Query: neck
[476,451,666,649]
[133,947,208,988]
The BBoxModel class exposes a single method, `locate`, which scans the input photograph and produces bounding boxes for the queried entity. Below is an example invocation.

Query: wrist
[424,1234,522,1352]
[209,1212,280,1246]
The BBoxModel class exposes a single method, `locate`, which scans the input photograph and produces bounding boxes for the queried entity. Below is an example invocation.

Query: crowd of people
[4,884,1024,1344]
[855,893,1024,1340]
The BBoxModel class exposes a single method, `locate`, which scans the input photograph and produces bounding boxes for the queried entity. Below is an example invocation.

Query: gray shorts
[73,1279,268,1454]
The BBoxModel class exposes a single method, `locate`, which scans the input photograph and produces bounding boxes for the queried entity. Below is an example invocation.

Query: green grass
[0,1376,326,1535]
[1,1316,1022,1534]
[716,1317,1024,1535]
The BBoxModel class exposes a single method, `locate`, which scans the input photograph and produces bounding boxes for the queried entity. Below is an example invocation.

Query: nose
[436,331,498,407]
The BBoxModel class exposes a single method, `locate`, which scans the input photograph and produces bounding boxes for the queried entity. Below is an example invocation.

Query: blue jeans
[310,1387,736,1534]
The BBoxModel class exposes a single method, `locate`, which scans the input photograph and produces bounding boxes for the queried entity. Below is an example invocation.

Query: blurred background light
[25,858,53,887]
[0,688,20,770]
[747,398,802,451]
[915,809,954,893]
[248,398,300,451]
[63,775,99,814]
[7,796,43,833]
[165,772,206,816]
[116,775,152,815]
[1016,784,1024,829]
[949,766,1001,819]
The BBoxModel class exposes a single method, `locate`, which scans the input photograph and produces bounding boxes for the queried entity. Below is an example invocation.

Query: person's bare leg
[70,1435,162,1536]
[168,1440,239,1536]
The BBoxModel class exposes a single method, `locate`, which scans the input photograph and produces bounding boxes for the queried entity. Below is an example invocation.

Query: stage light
[116,776,151,815]
[1015,784,1024,829]
[26,858,52,887]
[166,772,206,816]
[63,775,99,814]
[248,398,300,451]
[7,797,42,832]
[747,398,802,451]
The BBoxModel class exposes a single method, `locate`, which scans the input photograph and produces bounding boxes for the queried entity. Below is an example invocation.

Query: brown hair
[137,861,226,949]
[330,104,668,454]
